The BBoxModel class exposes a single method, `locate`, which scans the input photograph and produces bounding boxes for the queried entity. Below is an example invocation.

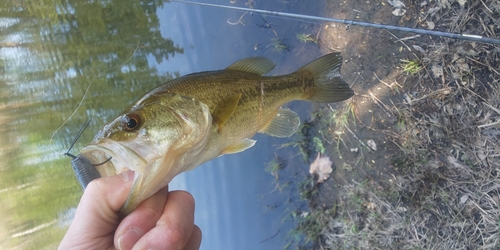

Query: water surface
[0,0,328,249]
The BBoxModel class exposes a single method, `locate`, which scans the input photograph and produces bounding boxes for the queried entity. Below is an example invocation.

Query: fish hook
[65,118,111,189]
[64,118,112,165]
[64,118,92,159]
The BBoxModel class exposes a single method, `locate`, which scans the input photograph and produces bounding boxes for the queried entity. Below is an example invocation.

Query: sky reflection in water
[0,0,327,249]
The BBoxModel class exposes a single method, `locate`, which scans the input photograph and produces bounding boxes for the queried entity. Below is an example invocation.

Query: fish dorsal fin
[259,108,300,138]
[221,138,256,155]
[226,57,275,75]
[213,93,242,131]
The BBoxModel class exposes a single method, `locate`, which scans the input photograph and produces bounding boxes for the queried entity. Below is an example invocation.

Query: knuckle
[164,222,189,247]
[142,203,163,219]
[84,179,106,198]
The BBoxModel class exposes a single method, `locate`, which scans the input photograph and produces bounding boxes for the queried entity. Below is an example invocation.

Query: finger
[132,191,196,250]
[73,170,134,228]
[59,171,134,250]
[184,225,202,250]
[115,186,169,250]
[87,170,135,214]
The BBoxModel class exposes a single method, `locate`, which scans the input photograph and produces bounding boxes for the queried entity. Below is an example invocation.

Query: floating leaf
[309,153,333,183]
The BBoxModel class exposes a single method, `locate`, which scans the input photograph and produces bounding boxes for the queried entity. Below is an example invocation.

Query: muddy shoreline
[274,0,500,249]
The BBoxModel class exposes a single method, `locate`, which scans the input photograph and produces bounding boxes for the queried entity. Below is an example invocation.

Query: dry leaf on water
[309,153,333,183]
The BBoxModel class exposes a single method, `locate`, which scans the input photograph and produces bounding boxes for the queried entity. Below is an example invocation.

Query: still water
[0,0,328,249]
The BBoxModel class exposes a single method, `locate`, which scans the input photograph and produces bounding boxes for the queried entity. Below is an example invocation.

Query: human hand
[59,171,202,250]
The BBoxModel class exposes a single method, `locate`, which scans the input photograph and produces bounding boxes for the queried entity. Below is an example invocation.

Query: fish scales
[140,71,315,140]
[73,53,354,215]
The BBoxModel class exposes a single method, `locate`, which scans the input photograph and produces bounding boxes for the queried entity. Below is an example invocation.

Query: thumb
[59,171,135,250]
[81,170,135,216]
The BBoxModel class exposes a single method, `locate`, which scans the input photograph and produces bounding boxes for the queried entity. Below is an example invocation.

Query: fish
[74,53,354,215]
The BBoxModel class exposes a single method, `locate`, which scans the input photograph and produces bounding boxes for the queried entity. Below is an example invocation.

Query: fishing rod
[170,0,500,45]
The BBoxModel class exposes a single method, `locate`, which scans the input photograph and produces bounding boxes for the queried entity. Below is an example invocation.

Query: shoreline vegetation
[269,0,500,249]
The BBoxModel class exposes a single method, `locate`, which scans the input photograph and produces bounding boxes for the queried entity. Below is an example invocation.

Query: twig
[479,0,493,13]
[477,102,500,128]
[369,92,394,117]
[404,87,452,104]
[386,31,411,51]
[344,126,372,152]
[373,72,403,90]
[466,56,500,75]
[227,12,247,26]
[259,229,280,243]
[396,34,421,42]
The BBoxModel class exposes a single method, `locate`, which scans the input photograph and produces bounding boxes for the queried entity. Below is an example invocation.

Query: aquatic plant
[296,33,317,44]
[267,38,290,53]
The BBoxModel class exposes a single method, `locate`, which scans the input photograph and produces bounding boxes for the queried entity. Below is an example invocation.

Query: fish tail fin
[297,53,354,102]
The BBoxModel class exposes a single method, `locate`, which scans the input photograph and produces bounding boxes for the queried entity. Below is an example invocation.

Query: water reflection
[1,0,183,248]
[0,0,327,249]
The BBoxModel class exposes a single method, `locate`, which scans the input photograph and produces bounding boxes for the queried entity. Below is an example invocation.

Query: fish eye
[122,114,141,131]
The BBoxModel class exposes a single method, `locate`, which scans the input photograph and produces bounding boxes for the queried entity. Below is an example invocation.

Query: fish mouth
[79,137,174,215]
[79,138,152,177]
[79,137,183,215]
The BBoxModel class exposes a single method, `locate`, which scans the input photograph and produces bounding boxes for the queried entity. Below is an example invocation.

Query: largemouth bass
[74,53,353,215]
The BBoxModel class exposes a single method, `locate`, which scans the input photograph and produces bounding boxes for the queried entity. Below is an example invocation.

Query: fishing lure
[64,119,105,189]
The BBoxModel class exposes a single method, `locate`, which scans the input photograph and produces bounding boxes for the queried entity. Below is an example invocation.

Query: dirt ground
[282,0,500,249]
[311,0,423,208]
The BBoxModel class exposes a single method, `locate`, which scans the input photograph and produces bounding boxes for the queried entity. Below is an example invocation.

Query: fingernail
[118,227,143,250]
[120,171,134,182]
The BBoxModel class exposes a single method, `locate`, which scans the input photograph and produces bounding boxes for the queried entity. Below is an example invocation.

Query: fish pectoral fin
[225,57,275,75]
[221,138,256,155]
[212,93,242,131]
[259,108,300,138]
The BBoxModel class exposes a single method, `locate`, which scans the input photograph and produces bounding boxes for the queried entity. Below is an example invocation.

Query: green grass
[312,137,325,154]
[266,156,287,180]
[328,100,356,130]
[298,176,317,200]
[285,205,336,249]
[278,120,320,162]
[401,59,422,75]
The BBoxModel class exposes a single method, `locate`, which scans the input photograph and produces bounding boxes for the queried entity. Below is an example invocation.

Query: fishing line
[49,40,142,155]
[247,12,426,52]
[170,0,500,45]
[64,118,92,159]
